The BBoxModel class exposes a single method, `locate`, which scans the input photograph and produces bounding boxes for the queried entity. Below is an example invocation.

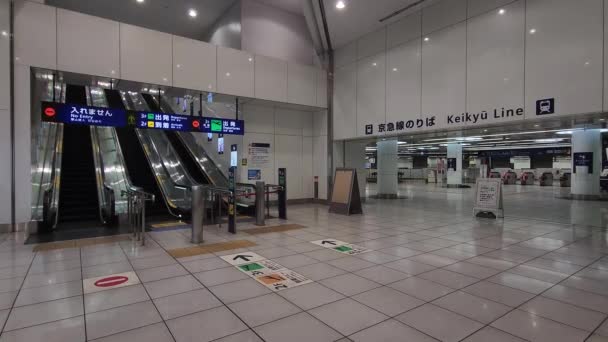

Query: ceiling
[321,0,438,49]
[256,0,304,15]
[47,0,238,41]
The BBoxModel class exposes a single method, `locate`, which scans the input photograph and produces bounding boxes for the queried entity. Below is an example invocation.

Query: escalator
[141,93,210,186]
[104,89,170,218]
[57,85,100,224]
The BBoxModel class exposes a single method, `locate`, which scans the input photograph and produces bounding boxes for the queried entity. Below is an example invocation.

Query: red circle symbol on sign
[44,107,56,117]
[94,276,128,288]
[192,120,200,128]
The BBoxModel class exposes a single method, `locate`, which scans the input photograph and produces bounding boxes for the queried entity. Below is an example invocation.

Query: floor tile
[388,277,454,301]
[194,267,250,287]
[418,269,478,289]
[352,286,424,316]
[349,319,438,342]
[309,298,387,335]
[28,259,80,275]
[81,253,127,268]
[130,255,176,270]
[228,293,301,327]
[22,268,81,289]
[254,247,297,259]
[520,296,606,332]
[384,259,435,275]
[14,280,82,307]
[507,264,569,284]
[408,253,458,267]
[166,306,248,342]
[85,284,150,313]
[396,304,484,342]
[254,312,342,342]
[380,246,423,258]
[154,288,222,320]
[209,278,272,304]
[85,301,162,340]
[181,257,231,273]
[432,291,511,324]
[82,261,133,279]
[0,278,24,294]
[542,284,608,314]
[90,322,174,342]
[488,272,554,294]
[0,316,85,342]
[319,273,381,296]
[354,265,410,285]
[491,309,588,342]
[326,257,376,272]
[356,251,403,264]
[4,296,83,331]
[561,276,608,297]
[143,275,203,299]
[587,334,608,342]
[525,258,584,275]
[466,256,517,271]
[0,291,17,310]
[462,281,535,307]
[462,326,527,342]
[278,282,345,310]
[443,262,500,279]
[303,249,349,261]
[136,263,189,283]
[271,254,318,268]
[213,330,263,342]
[291,262,347,281]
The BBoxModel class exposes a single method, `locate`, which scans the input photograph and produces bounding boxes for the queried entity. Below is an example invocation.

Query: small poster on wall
[218,136,224,155]
[573,152,593,174]
[248,169,261,180]
[447,158,457,171]
[249,143,271,168]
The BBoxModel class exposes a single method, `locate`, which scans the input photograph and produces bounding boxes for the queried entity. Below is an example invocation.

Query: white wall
[205,1,242,50]
[9,1,328,224]
[0,0,10,224]
[333,0,606,140]
[241,0,315,66]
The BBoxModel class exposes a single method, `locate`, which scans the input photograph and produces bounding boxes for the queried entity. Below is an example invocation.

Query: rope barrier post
[255,181,265,226]
[191,185,204,244]
[228,166,237,234]
[278,168,287,220]
[140,198,146,246]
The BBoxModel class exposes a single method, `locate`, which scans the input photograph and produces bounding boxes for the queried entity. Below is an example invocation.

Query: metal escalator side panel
[175,132,229,188]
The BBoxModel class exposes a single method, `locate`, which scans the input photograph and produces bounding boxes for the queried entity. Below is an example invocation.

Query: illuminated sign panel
[41,102,244,135]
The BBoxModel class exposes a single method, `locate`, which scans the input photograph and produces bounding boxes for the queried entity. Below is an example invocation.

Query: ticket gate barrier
[539,172,554,186]
[502,171,517,185]
[560,172,571,187]
[489,171,502,179]
[521,172,535,185]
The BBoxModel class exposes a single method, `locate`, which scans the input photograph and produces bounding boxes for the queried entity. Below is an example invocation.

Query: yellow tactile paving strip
[150,221,188,229]
[167,240,257,259]
[243,224,307,235]
[33,234,132,252]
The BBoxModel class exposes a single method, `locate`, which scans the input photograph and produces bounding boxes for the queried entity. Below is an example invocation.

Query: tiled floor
[0,183,607,341]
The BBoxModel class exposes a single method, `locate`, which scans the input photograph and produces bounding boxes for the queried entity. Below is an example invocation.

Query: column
[447,143,463,186]
[571,129,602,197]
[345,140,368,201]
[0,0,11,227]
[376,138,398,198]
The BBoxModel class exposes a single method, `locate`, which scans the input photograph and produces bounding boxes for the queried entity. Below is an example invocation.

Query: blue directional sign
[41,102,126,127]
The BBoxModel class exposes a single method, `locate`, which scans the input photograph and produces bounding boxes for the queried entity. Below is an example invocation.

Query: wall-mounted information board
[41,102,245,135]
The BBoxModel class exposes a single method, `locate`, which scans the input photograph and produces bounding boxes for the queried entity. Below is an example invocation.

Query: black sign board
[447,158,457,171]
[536,98,555,115]
[573,152,593,174]
[41,102,245,135]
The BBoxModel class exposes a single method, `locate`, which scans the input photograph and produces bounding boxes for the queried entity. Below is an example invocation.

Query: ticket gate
[560,172,571,187]
[521,171,535,185]
[502,171,517,185]
[489,171,501,179]
[539,172,553,186]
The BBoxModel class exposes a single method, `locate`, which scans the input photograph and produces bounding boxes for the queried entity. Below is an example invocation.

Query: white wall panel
[422,23,466,129]
[525,0,603,118]
[316,69,328,108]
[302,113,314,137]
[467,0,514,18]
[120,24,172,86]
[14,1,56,69]
[422,0,467,35]
[217,47,255,97]
[14,65,31,223]
[604,0,608,112]
[0,109,10,223]
[287,62,316,106]
[334,40,357,68]
[386,39,422,125]
[57,9,119,78]
[357,53,386,137]
[302,137,314,198]
[254,55,288,102]
[388,12,422,48]
[173,36,217,92]
[275,108,303,136]
[0,0,9,110]
[275,135,303,199]
[467,0,525,125]
[243,104,274,134]
[313,136,328,199]
[314,110,328,136]
[357,28,386,60]
[333,64,357,140]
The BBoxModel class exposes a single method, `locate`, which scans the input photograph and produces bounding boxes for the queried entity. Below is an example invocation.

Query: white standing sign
[473,178,504,218]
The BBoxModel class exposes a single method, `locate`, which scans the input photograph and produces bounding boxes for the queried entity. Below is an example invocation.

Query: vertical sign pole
[278,168,287,220]
[228,166,236,234]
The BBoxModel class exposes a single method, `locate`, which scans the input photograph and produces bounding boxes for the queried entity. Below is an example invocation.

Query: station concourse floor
[0,182,607,341]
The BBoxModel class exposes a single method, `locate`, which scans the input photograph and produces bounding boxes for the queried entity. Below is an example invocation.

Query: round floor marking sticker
[94,275,129,288]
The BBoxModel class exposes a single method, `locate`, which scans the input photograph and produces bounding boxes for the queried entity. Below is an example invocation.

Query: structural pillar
[376,139,398,198]
[447,143,463,186]
[571,129,602,198]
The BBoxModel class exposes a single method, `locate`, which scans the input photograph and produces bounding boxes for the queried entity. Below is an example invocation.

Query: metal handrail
[42,123,64,229]
[90,126,116,224]
[122,187,155,245]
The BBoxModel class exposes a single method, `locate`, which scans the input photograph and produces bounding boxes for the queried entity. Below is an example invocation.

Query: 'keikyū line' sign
[41,102,245,135]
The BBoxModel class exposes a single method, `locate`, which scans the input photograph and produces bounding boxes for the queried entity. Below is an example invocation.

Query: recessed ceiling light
[336,1,346,10]
[248,57,253,62]
[372,62,377,66]
[534,124,539,127]
[136,0,144,3]
[498,8,505,15]
[188,9,198,18]
[600,118,606,121]
[529,28,536,34]
[392,68,398,72]
[1,31,7,36]
[424,37,430,42]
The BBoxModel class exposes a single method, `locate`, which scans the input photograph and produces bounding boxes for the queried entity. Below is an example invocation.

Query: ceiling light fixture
[529,28,536,34]
[1,31,7,37]
[424,37,430,42]
[188,9,198,18]
[136,0,144,3]
[498,8,505,15]
[336,1,346,10]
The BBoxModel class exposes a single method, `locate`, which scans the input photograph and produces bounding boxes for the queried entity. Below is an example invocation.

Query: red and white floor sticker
[83,271,140,294]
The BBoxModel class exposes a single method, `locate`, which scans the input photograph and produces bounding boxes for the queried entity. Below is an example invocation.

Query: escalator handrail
[90,126,121,224]
[43,123,64,229]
